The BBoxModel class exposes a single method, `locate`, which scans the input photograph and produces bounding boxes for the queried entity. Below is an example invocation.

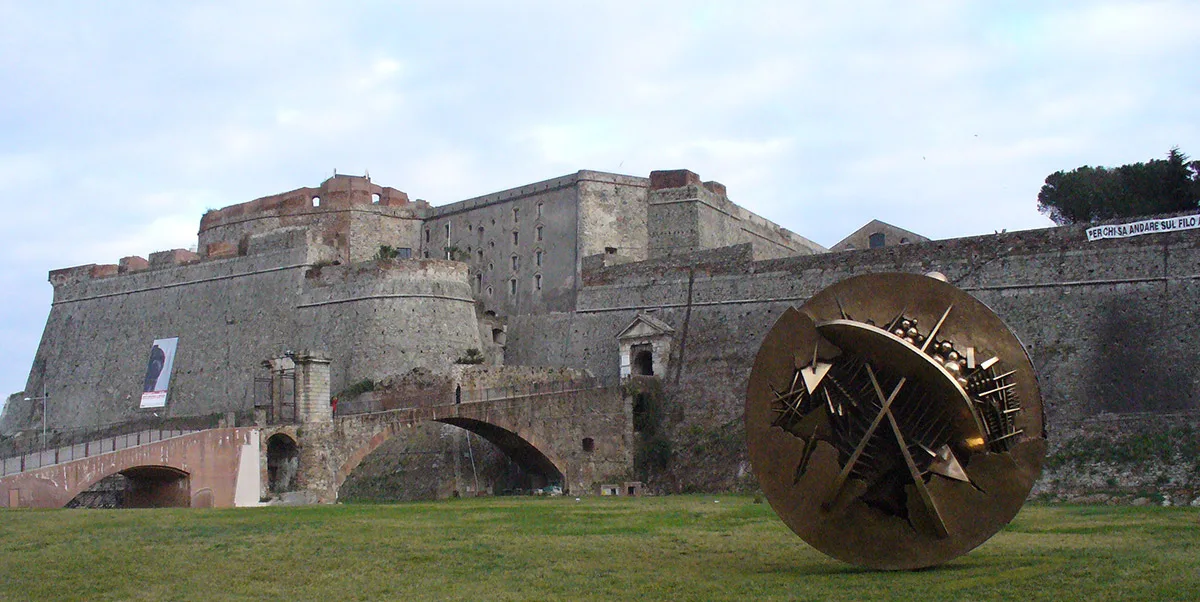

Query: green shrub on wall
[625,378,672,478]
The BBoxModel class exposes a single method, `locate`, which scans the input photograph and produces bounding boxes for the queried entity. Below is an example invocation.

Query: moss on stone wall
[1047,426,1200,469]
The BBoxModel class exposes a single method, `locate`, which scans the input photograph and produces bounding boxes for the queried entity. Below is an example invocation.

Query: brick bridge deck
[0,428,262,508]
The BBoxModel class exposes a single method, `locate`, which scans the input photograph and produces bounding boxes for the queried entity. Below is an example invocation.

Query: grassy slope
[0,498,1197,601]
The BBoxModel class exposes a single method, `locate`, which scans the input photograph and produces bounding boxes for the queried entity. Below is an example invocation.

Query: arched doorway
[267,434,300,494]
[632,344,654,376]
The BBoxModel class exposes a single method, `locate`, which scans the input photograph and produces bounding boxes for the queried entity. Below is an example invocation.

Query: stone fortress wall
[506,216,1200,499]
[2,224,480,433]
[511,222,1200,428]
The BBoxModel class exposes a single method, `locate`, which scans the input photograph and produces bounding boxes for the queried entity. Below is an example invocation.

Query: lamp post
[23,382,48,450]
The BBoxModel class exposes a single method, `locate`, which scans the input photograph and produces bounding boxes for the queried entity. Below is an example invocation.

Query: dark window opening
[582,437,595,453]
[492,328,506,345]
[631,344,654,376]
[869,232,885,249]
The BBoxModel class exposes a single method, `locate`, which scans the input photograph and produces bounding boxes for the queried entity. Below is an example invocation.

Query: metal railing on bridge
[0,413,241,477]
[337,375,622,417]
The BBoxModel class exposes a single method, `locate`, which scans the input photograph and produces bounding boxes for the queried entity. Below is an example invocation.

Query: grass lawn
[0,496,1197,601]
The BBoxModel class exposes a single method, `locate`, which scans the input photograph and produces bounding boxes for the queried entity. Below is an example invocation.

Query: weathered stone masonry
[4,165,1199,501]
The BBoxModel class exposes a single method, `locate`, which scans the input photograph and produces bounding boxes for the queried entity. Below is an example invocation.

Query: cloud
[0,1,1197,398]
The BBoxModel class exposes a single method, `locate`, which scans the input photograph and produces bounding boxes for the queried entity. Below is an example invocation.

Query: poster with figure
[139,337,179,408]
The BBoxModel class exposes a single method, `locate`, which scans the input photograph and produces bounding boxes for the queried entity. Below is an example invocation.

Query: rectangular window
[536,226,543,242]
[511,256,519,270]
[536,250,543,266]
[513,206,519,222]
[535,274,542,290]
[424,229,430,243]
[509,279,517,295]
[537,202,543,219]
[396,247,412,259]
[445,223,451,239]
[512,231,519,246]
[475,274,482,291]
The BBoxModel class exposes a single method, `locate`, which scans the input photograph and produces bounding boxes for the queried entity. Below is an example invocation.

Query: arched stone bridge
[269,383,631,502]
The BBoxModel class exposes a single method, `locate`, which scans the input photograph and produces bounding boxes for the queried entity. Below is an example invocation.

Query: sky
[1,1,1198,404]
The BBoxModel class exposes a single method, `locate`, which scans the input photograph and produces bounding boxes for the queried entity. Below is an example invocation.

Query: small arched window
[869,232,886,249]
[311,196,321,207]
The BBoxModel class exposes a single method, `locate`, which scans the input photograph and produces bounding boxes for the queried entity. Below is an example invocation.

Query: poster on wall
[139,337,179,408]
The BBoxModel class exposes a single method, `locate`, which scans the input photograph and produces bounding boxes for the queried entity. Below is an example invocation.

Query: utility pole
[23,380,48,451]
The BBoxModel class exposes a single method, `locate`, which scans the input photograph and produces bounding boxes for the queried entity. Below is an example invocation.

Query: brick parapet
[649,169,701,190]
[198,175,418,234]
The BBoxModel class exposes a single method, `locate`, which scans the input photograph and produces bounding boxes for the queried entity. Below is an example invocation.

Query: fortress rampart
[508,215,1200,489]
[3,222,478,433]
[198,174,425,264]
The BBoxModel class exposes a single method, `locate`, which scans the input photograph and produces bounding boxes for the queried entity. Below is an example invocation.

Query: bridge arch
[67,464,192,508]
[266,433,300,494]
[334,417,566,499]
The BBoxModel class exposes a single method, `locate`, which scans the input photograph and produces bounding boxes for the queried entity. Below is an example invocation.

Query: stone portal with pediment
[616,313,675,378]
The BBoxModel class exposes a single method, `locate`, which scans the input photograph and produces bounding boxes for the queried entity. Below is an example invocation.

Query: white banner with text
[1086,214,1200,241]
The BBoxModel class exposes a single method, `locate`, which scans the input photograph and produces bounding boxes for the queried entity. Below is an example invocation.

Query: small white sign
[1086,214,1200,241]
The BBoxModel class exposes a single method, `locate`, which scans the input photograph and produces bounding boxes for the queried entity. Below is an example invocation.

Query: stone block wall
[507,216,1200,494]
[646,170,824,260]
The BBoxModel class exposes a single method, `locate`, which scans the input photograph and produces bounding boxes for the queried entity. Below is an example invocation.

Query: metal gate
[253,371,296,424]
